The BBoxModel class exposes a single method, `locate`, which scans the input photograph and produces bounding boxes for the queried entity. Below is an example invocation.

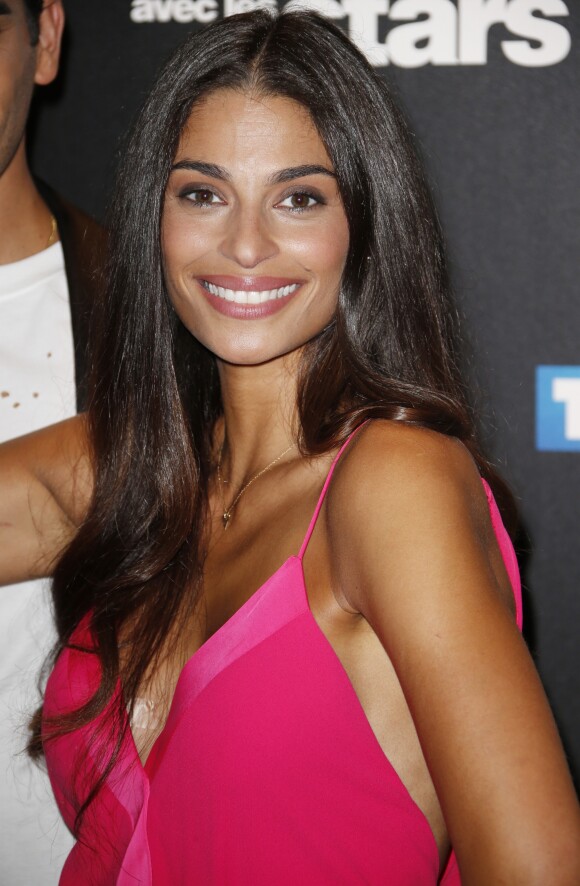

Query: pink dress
[44,427,522,885]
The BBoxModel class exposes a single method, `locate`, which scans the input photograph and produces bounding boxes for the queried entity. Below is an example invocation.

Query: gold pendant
[222,511,231,529]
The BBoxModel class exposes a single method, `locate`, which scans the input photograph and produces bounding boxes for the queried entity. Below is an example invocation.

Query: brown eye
[279,192,320,211]
[191,189,215,204]
[181,187,223,207]
[290,193,311,208]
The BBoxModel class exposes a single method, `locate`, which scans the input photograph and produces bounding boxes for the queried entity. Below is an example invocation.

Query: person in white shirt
[0,2,104,881]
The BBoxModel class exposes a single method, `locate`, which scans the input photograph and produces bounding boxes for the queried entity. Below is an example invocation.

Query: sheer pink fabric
[44,427,522,884]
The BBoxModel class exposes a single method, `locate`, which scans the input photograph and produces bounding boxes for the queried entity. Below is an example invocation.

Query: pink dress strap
[298,421,369,559]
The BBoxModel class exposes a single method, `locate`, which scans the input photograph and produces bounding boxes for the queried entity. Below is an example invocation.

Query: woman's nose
[218,206,278,269]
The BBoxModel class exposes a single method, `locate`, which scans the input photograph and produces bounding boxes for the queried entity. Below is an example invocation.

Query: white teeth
[202,281,299,304]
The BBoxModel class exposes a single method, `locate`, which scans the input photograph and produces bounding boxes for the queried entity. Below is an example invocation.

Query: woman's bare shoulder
[329,419,485,529]
[325,419,503,619]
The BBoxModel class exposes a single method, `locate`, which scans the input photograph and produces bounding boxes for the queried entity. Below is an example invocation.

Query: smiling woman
[162,90,349,361]
[1,7,579,886]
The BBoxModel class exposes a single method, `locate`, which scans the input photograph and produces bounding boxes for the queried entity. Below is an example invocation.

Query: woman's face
[162,88,350,366]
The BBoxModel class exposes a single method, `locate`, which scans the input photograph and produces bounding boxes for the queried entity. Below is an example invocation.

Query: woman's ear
[34,1,65,87]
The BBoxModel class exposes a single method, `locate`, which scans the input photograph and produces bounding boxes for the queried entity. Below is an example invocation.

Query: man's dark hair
[23,0,43,44]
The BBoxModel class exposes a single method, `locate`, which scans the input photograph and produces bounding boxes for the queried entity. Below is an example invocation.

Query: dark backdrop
[30,0,580,780]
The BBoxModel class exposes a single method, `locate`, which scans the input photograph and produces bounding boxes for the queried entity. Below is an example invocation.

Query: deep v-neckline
[130,427,371,771]
[135,555,304,773]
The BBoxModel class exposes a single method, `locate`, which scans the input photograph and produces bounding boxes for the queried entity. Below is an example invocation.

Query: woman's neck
[216,353,299,489]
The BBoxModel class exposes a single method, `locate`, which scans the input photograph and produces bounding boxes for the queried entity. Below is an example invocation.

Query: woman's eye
[278,192,320,211]
[183,188,223,206]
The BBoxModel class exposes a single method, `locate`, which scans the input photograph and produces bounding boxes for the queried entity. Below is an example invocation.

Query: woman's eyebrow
[268,165,336,184]
[171,160,229,180]
[0,2,13,15]
[170,160,335,184]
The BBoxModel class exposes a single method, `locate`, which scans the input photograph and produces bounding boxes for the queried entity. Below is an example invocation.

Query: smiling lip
[196,275,303,319]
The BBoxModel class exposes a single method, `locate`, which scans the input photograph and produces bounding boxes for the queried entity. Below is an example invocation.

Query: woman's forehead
[175,89,332,171]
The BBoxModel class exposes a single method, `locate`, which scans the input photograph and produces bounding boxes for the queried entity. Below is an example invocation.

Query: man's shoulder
[35,179,105,261]
[35,180,107,409]
[35,179,106,303]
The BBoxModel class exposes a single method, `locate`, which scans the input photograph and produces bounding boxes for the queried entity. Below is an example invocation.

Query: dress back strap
[298,421,369,560]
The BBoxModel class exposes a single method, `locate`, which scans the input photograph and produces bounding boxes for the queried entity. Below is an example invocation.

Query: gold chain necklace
[216,440,295,530]
[47,215,58,248]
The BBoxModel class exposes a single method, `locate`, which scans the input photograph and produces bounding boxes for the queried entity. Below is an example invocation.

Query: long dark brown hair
[37,9,516,829]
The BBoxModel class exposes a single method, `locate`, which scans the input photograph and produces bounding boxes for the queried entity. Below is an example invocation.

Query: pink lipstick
[196,275,303,319]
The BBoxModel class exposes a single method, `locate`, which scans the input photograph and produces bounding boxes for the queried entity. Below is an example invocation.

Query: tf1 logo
[536,366,580,452]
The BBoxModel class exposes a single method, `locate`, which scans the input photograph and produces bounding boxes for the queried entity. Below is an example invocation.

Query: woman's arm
[0,415,91,585]
[329,421,580,885]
